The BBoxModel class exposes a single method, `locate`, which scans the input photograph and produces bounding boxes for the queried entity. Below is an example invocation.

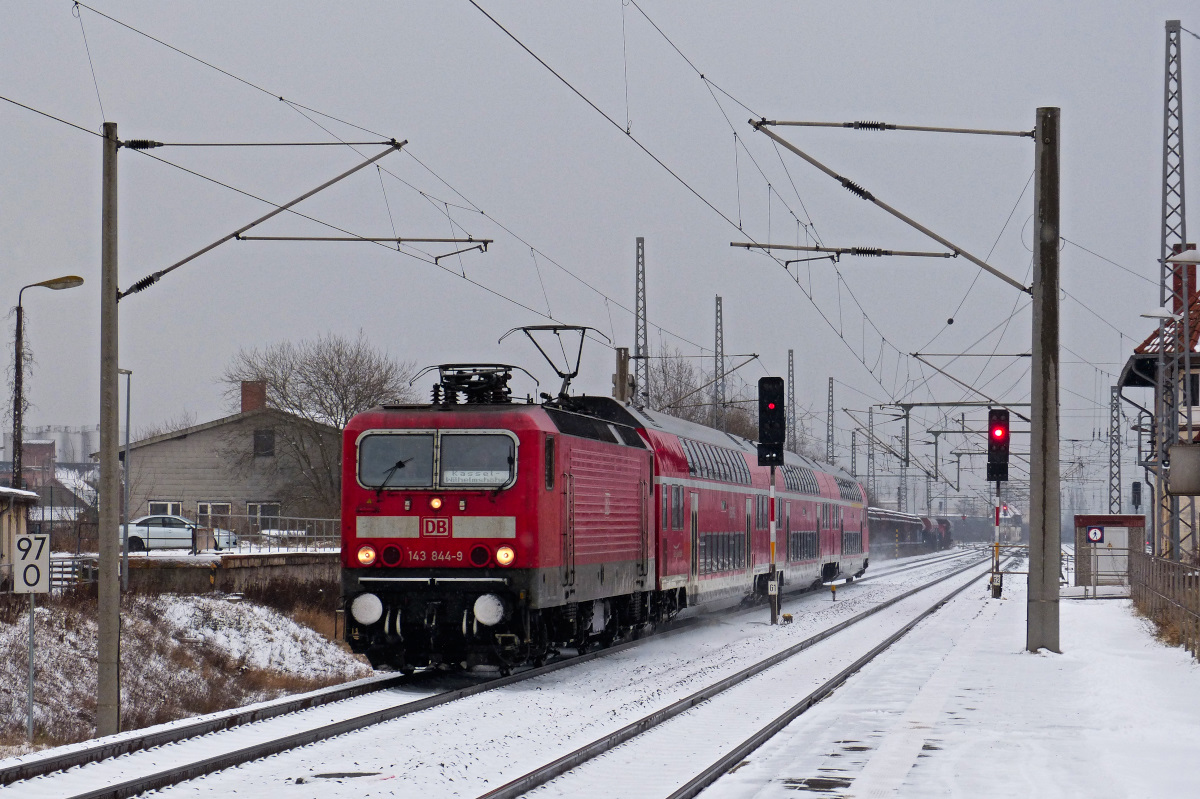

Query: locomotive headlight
[357,545,377,566]
[430,497,443,510]
[350,593,384,626]
[473,594,506,626]
[495,546,516,567]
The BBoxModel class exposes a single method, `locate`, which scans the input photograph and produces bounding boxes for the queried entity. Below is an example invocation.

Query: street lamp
[11,275,85,489]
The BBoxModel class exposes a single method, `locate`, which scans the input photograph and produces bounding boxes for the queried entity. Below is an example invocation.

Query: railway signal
[986,408,1010,483]
[986,407,1010,598]
[757,377,785,467]
[757,376,786,625]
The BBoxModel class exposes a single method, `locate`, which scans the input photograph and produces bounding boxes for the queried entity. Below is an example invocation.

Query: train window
[718,450,734,482]
[662,486,670,529]
[615,425,645,447]
[711,448,726,481]
[672,486,685,530]
[681,439,697,475]
[358,434,434,488]
[440,434,516,488]
[545,437,556,491]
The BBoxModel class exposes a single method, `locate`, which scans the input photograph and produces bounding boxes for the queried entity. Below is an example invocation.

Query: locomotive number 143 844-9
[405,549,464,563]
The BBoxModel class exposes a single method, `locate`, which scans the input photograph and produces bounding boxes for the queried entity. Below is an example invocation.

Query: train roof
[370,390,858,485]
[566,395,857,483]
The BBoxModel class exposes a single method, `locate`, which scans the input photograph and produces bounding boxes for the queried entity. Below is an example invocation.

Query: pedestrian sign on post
[14,533,50,594]
[1086,526,1104,544]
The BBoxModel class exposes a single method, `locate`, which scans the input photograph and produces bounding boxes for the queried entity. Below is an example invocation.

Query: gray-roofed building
[97,381,342,524]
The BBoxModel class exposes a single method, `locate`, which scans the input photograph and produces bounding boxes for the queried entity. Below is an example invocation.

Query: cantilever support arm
[731,241,955,259]
[749,120,1030,295]
[119,140,406,299]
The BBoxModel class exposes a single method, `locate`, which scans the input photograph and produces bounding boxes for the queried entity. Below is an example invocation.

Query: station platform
[704,572,1200,798]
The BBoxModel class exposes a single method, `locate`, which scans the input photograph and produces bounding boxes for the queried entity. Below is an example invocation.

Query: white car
[127,515,238,552]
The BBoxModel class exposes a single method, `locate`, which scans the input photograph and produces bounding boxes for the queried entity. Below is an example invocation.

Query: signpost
[759,377,786,625]
[14,531,50,741]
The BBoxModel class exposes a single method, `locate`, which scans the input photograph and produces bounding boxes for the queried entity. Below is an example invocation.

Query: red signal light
[767,402,776,410]
[991,425,1006,440]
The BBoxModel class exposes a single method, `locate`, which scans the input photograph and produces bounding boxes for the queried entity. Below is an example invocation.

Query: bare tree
[220,332,418,516]
[645,346,758,439]
[136,410,198,441]
[645,345,826,458]
[645,345,707,425]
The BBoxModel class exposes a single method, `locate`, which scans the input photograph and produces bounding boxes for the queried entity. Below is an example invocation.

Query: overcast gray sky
[2,1,1194,509]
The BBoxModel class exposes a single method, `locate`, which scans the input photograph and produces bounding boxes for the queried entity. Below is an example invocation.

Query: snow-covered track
[856,548,974,583]
[0,672,408,787]
[476,555,990,799]
[663,561,999,799]
[2,552,975,798]
[3,613,714,799]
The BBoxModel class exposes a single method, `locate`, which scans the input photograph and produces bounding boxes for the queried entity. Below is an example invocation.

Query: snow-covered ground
[89,556,982,798]
[703,570,1200,798]
[17,549,1190,799]
[0,592,370,757]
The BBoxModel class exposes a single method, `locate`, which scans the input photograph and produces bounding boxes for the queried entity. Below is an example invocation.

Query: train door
[561,472,575,588]
[818,503,826,559]
[689,492,700,579]
[745,497,753,566]
[638,478,649,580]
[785,502,791,564]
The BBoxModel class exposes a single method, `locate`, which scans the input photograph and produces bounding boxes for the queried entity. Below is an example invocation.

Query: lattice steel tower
[713,296,726,430]
[634,237,649,408]
[868,407,876,502]
[1110,385,1122,513]
[1157,21,1191,559]
[787,350,797,452]
[826,377,835,464]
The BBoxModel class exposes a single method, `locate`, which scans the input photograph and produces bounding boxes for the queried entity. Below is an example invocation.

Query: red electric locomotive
[341,362,867,672]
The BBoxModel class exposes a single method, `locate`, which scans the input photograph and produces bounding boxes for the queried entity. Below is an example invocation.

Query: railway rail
[477,553,993,799]
[0,550,978,799]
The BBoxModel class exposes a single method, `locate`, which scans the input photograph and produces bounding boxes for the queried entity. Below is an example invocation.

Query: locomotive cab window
[358,433,435,489]
[440,433,517,488]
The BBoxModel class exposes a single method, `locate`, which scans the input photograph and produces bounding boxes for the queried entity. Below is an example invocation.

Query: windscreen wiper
[375,458,413,498]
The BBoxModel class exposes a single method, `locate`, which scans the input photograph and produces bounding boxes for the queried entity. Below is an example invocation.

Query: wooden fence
[1130,550,1200,660]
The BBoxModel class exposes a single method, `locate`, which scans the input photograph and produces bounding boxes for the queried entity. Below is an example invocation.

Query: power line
[920,170,1034,352]
[611,2,1038,408]
[71,1,107,122]
[465,0,919,393]
[0,93,103,138]
[73,1,385,138]
[77,0,937,399]
[1060,237,1156,285]
[121,147,599,331]
[73,0,711,356]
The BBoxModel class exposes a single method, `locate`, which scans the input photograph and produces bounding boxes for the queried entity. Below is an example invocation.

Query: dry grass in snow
[0,583,372,757]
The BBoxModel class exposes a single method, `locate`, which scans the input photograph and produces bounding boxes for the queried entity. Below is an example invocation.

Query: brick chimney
[241,380,267,413]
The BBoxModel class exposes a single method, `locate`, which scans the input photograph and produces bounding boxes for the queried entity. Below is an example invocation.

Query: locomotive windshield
[439,434,516,488]
[358,434,435,488]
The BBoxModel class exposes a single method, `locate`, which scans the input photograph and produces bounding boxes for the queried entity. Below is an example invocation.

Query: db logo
[422,517,451,537]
